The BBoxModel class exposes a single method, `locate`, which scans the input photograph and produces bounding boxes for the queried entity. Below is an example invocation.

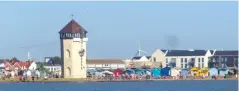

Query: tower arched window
[66,49,71,58]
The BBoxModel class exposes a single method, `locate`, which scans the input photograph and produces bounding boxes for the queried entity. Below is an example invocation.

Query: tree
[50,56,62,65]
[37,63,49,73]
[11,57,20,62]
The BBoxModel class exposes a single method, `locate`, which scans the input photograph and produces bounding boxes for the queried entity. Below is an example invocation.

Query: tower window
[66,49,71,58]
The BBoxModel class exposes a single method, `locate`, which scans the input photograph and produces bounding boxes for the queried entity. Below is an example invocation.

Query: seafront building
[87,59,125,70]
[126,49,238,70]
[209,50,238,69]
[59,19,88,78]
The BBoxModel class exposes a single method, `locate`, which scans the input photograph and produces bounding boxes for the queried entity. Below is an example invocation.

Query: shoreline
[0,78,237,83]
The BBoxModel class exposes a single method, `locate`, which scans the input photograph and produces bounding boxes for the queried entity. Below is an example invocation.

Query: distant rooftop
[132,56,151,60]
[164,49,208,56]
[214,50,238,56]
[59,19,87,34]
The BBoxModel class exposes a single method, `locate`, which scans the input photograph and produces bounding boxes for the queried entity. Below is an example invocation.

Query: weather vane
[71,14,74,19]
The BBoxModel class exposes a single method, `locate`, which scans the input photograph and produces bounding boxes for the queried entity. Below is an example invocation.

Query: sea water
[0,80,237,91]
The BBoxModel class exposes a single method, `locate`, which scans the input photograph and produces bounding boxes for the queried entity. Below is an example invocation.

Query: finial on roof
[71,14,74,19]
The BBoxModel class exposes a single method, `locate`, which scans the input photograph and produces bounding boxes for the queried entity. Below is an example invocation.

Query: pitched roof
[146,56,151,59]
[132,56,151,60]
[59,19,87,34]
[165,50,207,56]
[209,50,214,54]
[132,56,141,60]
[161,50,167,53]
[87,59,124,64]
[214,50,238,56]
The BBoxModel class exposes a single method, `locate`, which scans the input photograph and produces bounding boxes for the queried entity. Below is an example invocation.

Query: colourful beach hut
[190,67,199,76]
[209,68,218,76]
[87,69,96,76]
[134,68,146,76]
[161,67,171,76]
[152,68,161,78]
[180,69,189,77]
[113,69,123,77]
[218,68,229,76]
[170,68,180,77]
[123,69,134,75]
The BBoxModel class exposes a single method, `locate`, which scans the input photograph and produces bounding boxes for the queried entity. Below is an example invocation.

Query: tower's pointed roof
[59,19,87,33]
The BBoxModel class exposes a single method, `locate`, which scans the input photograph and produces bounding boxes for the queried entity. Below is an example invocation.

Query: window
[181,64,184,68]
[66,49,71,58]
[181,58,183,63]
[215,57,219,62]
[191,58,195,62]
[54,68,56,71]
[202,58,204,62]
[166,58,168,63]
[225,58,228,62]
[198,58,200,63]
[198,63,200,69]
[184,58,187,63]
[185,64,187,68]
[51,68,53,72]
[202,63,204,68]
[153,57,156,62]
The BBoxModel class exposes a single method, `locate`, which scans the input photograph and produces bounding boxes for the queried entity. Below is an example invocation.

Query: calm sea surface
[0,80,237,91]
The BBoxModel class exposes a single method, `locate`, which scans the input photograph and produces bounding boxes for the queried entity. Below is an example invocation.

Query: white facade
[87,64,125,70]
[87,59,126,70]
[163,50,213,69]
[44,65,62,75]
[28,62,37,71]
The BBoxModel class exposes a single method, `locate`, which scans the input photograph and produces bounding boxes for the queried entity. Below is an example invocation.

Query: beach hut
[190,67,199,76]
[228,68,238,75]
[152,68,161,78]
[199,68,209,76]
[218,68,229,76]
[123,69,134,75]
[133,68,146,77]
[102,70,114,75]
[170,68,180,77]
[113,69,123,77]
[161,67,171,76]
[180,69,189,77]
[94,71,103,77]
[87,69,97,77]
[209,68,218,76]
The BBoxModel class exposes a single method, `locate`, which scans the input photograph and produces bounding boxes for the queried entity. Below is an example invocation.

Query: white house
[131,56,151,62]
[87,59,126,70]
[28,61,37,71]
[162,49,213,69]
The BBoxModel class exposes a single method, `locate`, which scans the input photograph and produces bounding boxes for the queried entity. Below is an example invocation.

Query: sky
[0,1,237,61]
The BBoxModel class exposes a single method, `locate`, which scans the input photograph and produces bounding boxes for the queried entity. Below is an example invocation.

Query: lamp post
[79,43,85,69]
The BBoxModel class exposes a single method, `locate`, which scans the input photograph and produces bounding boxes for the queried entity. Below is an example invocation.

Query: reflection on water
[0,80,237,91]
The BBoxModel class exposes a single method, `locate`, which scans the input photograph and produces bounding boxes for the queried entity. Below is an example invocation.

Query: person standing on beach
[32,75,35,82]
